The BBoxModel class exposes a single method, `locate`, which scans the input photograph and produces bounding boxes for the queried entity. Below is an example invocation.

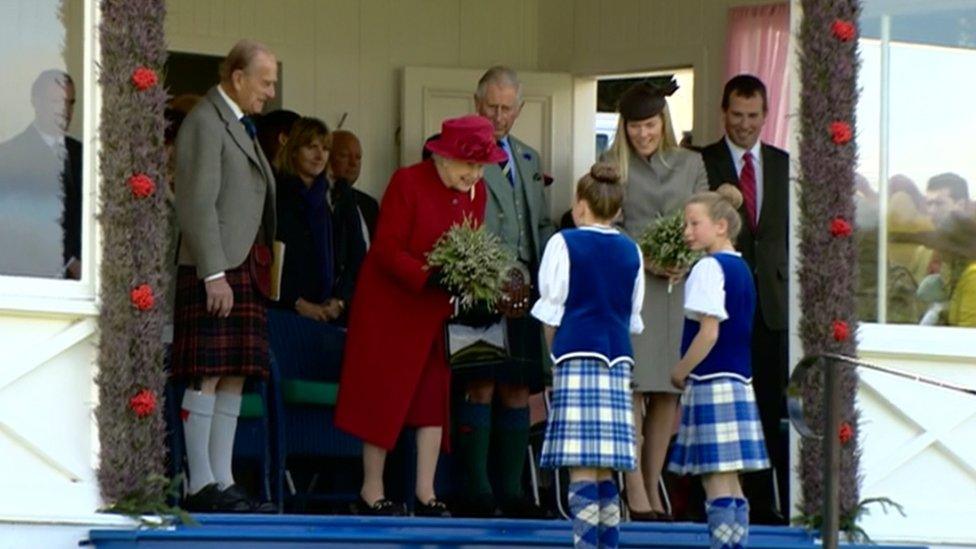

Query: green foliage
[426,217,514,310]
[792,496,905,543]
[638,209,701,270]
[100,474,197,528]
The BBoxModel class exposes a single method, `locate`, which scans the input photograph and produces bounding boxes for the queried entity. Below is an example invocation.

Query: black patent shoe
[184,483,250,513]
[351,496,406,516]
[414,497,451,518]
[222,484,277,513]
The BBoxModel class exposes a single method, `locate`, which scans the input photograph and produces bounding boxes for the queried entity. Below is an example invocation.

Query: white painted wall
[165,0,545,202]
[536,0,781,146]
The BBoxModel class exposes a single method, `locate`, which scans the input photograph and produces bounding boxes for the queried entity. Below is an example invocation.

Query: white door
[401,66,595,221]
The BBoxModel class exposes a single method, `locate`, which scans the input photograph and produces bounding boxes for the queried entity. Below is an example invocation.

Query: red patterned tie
[739,151,757,231]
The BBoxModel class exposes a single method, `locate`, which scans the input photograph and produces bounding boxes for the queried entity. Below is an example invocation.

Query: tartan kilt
[667,377,770,475]
[540,358,636,471]
[170,262,269,380]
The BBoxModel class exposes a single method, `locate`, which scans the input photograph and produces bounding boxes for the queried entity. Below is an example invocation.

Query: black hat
[618,79,679,121]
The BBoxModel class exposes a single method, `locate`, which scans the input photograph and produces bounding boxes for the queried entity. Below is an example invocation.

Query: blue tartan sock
[568,481,599,549]
[706,497,739,549]
[597,479,621,549]
[734,497,749,547]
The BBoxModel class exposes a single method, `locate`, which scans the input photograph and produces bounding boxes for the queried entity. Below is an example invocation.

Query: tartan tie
[740,151,757,231]
[498,140,514,186]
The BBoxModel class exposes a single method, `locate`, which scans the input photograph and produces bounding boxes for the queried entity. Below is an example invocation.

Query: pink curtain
[725,3,791,149]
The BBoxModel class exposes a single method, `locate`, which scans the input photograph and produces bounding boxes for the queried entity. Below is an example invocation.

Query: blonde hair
[576,162,625,220]
[605,103,679,183]
[274,117,330,177]
[686,184,745,240]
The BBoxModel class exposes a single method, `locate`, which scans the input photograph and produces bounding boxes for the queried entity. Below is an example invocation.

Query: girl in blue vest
[532,163,645,549]
[667,184,770,549]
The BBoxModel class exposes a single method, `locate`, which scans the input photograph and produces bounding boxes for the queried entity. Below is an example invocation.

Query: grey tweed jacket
[175,86,276,279]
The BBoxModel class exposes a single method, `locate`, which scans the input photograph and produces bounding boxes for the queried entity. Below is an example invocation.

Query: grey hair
[475,65,522,103]
[219,39,274,82]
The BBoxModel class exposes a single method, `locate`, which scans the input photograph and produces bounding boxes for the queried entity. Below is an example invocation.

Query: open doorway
[595,68,695,158]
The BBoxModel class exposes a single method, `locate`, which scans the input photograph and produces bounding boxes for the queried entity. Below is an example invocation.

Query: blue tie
[240,115,257,139]
[497,140,514,186]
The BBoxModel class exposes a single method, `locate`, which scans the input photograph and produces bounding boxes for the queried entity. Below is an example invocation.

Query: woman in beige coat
[604,80,707,520]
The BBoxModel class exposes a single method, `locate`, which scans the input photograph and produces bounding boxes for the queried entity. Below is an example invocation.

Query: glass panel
[0,0,85,280]
[856,1,976,327]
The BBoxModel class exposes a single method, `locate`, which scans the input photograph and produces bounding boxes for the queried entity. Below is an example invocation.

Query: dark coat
[0,126,82,277]
[700,138,790,331]
[274,173,367,309]
[353,187,379,241]
[330,179,369,303]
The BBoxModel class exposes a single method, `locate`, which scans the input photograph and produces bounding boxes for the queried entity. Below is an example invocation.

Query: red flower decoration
[839,421,854,444]
[129,389,157,418]
[180,408,190,422]
[130,284,155,311]
[128,173,156,198]
[830,217,853,238]
[831,20,856,42]
[830,121,853,145]
[131,66,158,91]
[832,320,850,342]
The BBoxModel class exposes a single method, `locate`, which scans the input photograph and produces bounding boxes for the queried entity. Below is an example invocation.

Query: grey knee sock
[209,391,242,489]
[181,390,216,494]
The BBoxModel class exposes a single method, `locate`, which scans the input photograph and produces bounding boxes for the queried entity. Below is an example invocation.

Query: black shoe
[222,484,277,513]
[414,498,451,518]
[183,483,250,513]
[351,496,406,516]
[499,497,552,519]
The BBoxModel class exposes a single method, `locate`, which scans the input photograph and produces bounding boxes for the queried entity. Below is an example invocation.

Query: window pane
[856,1,976,327]
[0,0,85,280]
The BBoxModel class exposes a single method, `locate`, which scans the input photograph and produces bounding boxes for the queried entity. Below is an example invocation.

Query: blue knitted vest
[551,229,640,367]
[681,253,756,381]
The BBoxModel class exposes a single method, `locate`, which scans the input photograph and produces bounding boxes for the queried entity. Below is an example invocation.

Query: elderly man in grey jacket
[171,39,277,513]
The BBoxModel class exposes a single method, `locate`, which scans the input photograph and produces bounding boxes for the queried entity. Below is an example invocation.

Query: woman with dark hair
[335,115,504,517]
[604,79,708,520]
[272,117,349,321]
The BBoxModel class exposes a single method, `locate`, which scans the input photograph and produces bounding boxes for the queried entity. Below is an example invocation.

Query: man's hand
[205,277,234,317]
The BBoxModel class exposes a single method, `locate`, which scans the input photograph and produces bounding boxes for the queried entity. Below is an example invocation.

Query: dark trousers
[743,314,790,522]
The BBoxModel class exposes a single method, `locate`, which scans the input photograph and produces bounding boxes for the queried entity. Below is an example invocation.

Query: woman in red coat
[335,115,506,517]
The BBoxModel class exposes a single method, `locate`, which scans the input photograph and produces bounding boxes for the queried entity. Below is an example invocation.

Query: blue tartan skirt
[667,377,770,475]
[540,358,637,471]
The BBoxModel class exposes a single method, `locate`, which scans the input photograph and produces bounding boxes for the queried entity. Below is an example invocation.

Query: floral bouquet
[638,209,701,293]
[426,216,514,310]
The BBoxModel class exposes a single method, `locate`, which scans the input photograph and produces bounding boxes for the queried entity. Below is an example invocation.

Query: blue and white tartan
[667,377,770,475]
[540,358,636,471]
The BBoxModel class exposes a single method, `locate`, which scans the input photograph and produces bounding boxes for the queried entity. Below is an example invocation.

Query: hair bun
[716,183,744,209]
[589,162,621,184]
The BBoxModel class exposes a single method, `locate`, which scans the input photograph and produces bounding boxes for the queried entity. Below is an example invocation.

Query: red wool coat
[334,160,486,450]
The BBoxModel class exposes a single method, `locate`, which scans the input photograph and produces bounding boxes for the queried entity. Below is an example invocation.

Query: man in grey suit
[454,66,555,518]
[701,74,790,524]
[171,39,278,513]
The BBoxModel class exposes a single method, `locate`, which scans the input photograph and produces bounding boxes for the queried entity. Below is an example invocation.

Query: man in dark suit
[455,66,554,518]
[700,74,790,524]
[171,39,278,513]
[328,130,378,244]
[0,70,82,279]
